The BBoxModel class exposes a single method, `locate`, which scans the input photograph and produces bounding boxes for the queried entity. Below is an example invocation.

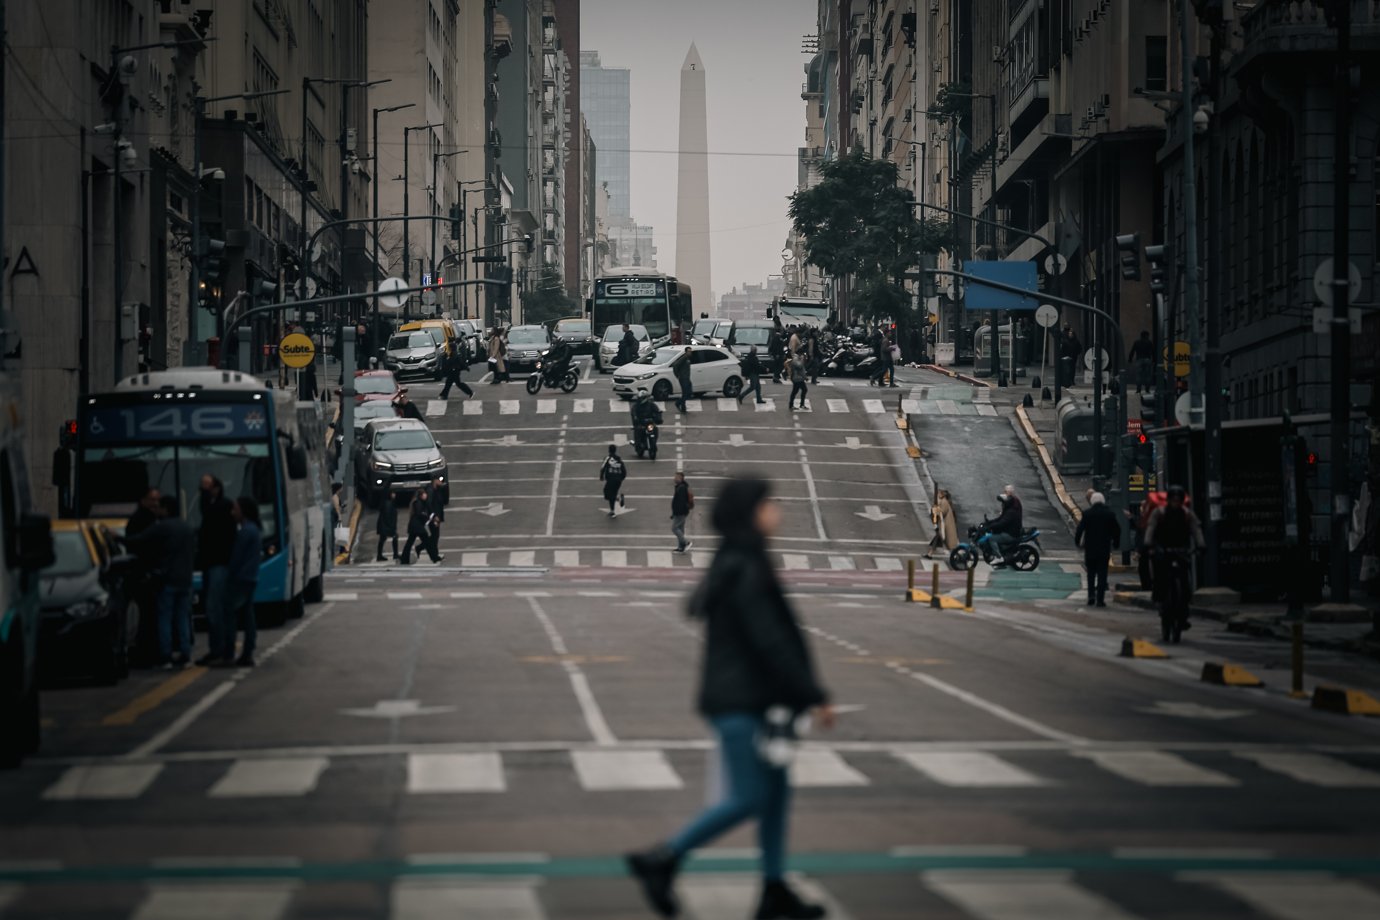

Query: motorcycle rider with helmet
[986,484,1023,566]
[1144,485,1206,630]
[632,388,664,454]
[541,339,574,385]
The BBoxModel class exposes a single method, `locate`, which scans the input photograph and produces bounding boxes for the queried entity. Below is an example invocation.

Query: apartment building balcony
[1238,0,1380,67]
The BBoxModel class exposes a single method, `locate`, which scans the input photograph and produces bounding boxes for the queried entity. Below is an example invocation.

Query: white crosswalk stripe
[862,399,885,414]
[756,398,776,411]
[44,764,163,800]
[509,550,536,567]
[874,557,904,572]
[573,398,594,413]
[977,404,999,416]
[783,554,811,571]
[131,883,297,920]
[1236,752,1380,787]
[607,398,624,412]
[536,399,557,414]
[691,551,712,569]
[460,552,488,567]
[717,397,738,412]
[829,555,857,571]
[897,752,1047,787]
[425,399,446,417]
[391,878,543,920]
[827,398,849,413]
[925,869,1141,920]
[791,749,870,787]
[570,750,682,790]
[500,399,520,415]
[208,758,328,798]
[646,550,674,568]
[602,549,628,567]
[462,400,482,415]
[407,753,506,794]
[1076,751,1238,787]
[553,549,580,567]
[1183,872,1380,920]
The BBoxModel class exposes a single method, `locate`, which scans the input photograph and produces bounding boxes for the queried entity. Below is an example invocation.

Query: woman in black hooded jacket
[627,477,833,920]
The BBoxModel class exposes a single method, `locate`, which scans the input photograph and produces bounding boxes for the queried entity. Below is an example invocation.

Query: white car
[596,323,654,372]
[611,345,745,400]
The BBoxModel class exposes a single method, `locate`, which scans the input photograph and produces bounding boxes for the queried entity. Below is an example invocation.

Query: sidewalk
[921,360,1380,661]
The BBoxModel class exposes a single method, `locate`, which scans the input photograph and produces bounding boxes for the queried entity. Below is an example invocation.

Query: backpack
[686,488,695,510]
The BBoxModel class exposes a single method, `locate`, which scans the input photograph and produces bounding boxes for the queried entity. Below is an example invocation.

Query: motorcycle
[633,420,659,460]
[1154,548,1194,644]
[948,520,1042,571]
[525,354,579,394]
[824,343,878,377]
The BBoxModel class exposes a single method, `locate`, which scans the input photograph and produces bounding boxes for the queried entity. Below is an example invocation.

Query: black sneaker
[754,880,826,919]
[619,493,626,507]
[626,846,680,918]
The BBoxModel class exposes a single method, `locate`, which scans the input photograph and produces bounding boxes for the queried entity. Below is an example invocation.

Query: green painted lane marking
[5,851,1380,885]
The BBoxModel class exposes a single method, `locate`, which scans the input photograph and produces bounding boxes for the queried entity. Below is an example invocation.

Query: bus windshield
[593,279,670,340]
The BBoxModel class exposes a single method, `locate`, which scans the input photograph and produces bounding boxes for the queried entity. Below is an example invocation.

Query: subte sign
[278,332,316,368]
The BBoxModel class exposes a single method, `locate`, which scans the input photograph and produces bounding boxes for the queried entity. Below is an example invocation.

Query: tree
[521,268,580,327]
[788,149,952,331]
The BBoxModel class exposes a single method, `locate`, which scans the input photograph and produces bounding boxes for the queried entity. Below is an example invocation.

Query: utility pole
[372,103,414,348]
[1202,9,1227,586]
[1325,0,1354,604]
[1179,0,1204,434]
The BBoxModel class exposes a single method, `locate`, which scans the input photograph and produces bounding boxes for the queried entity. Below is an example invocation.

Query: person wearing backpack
[599,444,628,518]
[671,471,694,553]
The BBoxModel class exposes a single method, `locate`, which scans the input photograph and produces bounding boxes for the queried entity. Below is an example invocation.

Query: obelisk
[676,44,711,305]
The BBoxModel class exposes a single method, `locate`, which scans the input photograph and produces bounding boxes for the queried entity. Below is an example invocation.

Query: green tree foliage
[521,269,580,327]
[788,149,952,324]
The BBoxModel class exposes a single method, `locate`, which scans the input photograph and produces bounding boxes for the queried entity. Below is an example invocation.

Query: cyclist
[1143,485,1206,632]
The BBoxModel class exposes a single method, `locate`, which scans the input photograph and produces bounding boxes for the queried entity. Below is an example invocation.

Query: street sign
[1082,347,1110,372]
[1044,252,1068,276]
[1160,340,1191,377]
[422,272,432,288]
[1313,257,1362,306]
[1175,392,1193,426]
[963,261,1039,311]
[1312,306,1362,334]
[378,277,408,310]
[423,289,438,307]
[278,332,315,368]
[781,248,795,262]
[1034,304,1059,328]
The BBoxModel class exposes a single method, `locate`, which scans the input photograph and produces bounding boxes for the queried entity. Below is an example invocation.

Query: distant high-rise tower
[676,44,711,303]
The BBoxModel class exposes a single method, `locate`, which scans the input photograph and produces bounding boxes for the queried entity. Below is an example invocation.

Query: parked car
[450,319,484,362]
[353,418,448,506]
[505,325,552,372]
[596,323,653,372]
[611,345,745,400]
[39,520,140,684]
[550,317,598,355]
[725,320,776,354]
[353,369,402,405]
[398,319,459,357]
[352,400,399,441]
[384,330,445,380]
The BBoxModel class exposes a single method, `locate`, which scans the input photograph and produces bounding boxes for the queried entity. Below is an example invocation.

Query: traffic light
[449,204,462,240]
[198,236,226,284]
[1115,233,1141,281]
[523,234,535,254]
[1144,244,1167,295]
[252,278,278,301]
[1304,445,1319,477]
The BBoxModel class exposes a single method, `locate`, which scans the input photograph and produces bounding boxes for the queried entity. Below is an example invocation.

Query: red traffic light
[1306,451,1318,466]
[1137,432,1148,444]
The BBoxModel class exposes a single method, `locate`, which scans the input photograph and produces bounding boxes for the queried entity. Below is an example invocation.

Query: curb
[1015,403,1083,523]
[919,364,995,388]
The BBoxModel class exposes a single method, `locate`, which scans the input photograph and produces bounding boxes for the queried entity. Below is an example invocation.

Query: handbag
[756,705,801,768]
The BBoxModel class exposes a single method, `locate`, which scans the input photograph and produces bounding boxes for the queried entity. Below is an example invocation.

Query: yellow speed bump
[1311,685,1380,716]
[1201,662,1264,687]
[1120,637,1169,659]
[906,445,922,459]
[905,589,970,611]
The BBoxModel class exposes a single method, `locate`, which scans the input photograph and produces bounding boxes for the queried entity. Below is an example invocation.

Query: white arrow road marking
[855,504,896,522]
[341,700,456,719]
[472,435,522,446]
[721,433,755,446]
[839,437,864,450]
[454,502,511,516]
[1136,701,1252,720]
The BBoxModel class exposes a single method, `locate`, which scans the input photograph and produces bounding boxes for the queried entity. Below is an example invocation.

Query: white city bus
[589,269,693,349]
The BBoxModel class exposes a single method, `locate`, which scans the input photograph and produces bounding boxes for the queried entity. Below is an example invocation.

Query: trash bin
[1055,397,1097,474]
[934,342,955,366]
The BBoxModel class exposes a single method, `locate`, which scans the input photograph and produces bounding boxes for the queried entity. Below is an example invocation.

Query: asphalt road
[4,363,1380,919]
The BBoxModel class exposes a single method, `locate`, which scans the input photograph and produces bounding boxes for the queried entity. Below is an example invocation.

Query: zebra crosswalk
[415,394,1001,418]
[346,548,936,575]
[30,746,1380,804]
[2,865,1379,919]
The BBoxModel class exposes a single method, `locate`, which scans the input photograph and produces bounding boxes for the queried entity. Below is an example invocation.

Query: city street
[4,363,1380,918]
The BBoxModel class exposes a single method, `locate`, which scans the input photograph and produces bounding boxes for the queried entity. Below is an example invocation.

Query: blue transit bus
[590,269,694,347]
[73,369,332,621]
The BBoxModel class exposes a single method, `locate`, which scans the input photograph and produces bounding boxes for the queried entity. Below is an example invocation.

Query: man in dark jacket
[127,497,196,668]
[439,346,473,399]
[426,475,448,559]
[768,329,785,383]
[393,390,424,421]
[1128,330,1154,393]
[672,347,694,412]
[670,472,692,553]
[987,485,1024,564]
[615,324,638,366]
[401,488,442,564]
[196,475,236,667]
[1075,492,1121,606]
[126,487,161,538]
[375,490,399,562]
[737,347,764,405]
[224,497,263,667]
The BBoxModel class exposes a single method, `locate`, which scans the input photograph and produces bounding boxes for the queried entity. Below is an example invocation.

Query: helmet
[1167,484,1187,502]
[636,388,650,402]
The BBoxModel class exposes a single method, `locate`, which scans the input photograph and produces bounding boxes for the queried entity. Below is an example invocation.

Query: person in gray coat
[1075,491,1121,607]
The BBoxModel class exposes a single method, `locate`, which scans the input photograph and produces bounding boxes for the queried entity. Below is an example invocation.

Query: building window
[1144,37,1168,93]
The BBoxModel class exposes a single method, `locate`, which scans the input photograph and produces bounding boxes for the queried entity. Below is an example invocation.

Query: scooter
[525,355,579,394]
[948,520,1042,571]
[824,344,878,377]
[633,421,659,459]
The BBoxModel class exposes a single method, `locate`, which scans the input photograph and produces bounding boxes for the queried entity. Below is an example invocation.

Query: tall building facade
[580,50,631,219]
[675,44,712,305]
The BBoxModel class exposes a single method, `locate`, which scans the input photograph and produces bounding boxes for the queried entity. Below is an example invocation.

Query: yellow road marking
[100,667,207,727]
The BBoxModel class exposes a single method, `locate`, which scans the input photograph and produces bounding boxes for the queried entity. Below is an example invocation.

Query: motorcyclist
[632,388,663,452]
[986,485,1023,565]
[542,340,573,383]
[1144,485,1206,629]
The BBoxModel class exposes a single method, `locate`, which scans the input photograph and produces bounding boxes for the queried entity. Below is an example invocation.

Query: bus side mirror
[766,308,774,319]
[287,445,309,480]
[17,513,55,573]
[584,298,593,316]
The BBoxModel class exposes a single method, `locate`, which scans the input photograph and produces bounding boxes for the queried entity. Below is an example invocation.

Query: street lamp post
[458,180,489,317]
[430,149,468,309]
[402,122,442,288]
[371,103,415,350]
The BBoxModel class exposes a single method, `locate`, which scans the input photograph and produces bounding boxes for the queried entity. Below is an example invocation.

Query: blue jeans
[156,585,193,663]
[669,713,791,881]
[677,378,692,409]
[227,582,257,658]
[201,565,230,658]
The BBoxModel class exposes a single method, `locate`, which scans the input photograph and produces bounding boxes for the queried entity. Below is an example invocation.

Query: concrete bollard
[1291,622,1306,698]
[906,558,915,601]
[965,566,975,609]
[930,564,942,609]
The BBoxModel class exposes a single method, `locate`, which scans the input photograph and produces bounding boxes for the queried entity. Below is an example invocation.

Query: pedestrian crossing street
[29,746,1380,804]
[345,548,961,575]
[3,868,1379,920]
[420,393,1000,418]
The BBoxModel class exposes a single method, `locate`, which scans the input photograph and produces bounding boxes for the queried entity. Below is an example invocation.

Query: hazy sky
[582,0,816,303]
